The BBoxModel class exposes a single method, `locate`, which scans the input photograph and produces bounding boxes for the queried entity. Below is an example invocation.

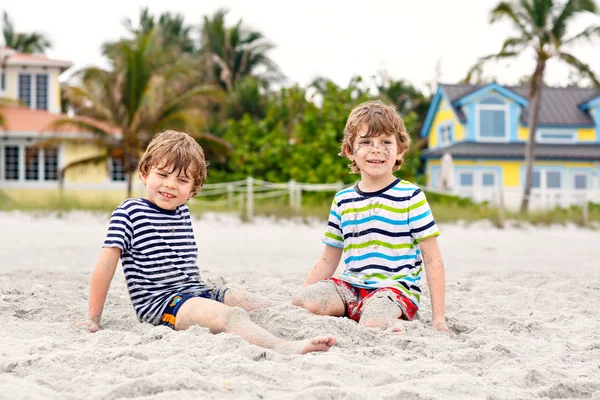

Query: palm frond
[42,116,117,139]
[58,153,111,186]
[464,51,519,83]
[491,2,533,39]
[558,52,600,87]
[562,25,600,46]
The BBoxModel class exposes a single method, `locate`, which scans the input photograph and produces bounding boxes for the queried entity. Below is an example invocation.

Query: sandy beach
[0,210,599,400]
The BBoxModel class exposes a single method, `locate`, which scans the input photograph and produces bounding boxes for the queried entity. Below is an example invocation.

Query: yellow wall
[3,67,63,112]
[428,159,598,188]
[64,143,110,184]
[517,126,596,142]
[578,128,596,142]
[5,69,17,98]
[428,108,464,148]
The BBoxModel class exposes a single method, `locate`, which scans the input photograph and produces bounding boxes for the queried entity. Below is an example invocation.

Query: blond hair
[340,100,410,174]
[138,130,207,196]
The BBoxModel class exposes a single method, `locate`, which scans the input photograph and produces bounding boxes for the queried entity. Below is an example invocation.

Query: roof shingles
[440,83,599,126]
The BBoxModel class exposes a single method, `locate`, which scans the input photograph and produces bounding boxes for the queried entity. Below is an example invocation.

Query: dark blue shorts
[159,287,229,329]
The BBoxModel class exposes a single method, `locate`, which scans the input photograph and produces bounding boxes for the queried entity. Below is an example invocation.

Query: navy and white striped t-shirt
[103,198,208,325]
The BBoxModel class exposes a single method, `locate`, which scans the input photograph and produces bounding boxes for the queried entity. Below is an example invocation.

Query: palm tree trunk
[520,59,546,213]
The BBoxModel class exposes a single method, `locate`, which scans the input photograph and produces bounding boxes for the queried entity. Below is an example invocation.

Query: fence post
[289,180,296,210]
[498,186,505,228]
[227,184,234,208]
[583,199,589,227]
[295,185,302,212]
[246,176,254,220]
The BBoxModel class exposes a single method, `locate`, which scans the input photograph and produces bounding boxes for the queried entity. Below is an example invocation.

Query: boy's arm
[75,247,121,332]
[303,245,343,287]
[419,236,449,332]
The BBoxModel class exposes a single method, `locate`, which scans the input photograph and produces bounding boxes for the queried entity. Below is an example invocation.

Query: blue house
[421,83,600,209]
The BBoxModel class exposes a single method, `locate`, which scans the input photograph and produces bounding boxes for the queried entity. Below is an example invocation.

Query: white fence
[191,177,597,225]
[192,177,345,219]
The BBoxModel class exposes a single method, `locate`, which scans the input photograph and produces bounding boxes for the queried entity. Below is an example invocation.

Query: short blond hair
[340,100,411,174]
[138,130,207,196]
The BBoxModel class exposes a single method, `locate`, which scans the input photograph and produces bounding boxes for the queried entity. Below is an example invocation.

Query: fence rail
[192,177,346,219]
[193,177,597,225]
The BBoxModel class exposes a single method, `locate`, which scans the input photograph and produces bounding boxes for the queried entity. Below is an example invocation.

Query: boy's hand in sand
[432,317,449,332]
[74,320,100,333]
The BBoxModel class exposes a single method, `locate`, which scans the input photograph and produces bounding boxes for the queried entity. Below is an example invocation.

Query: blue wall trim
[420,88,442,138]
[579,96,600,111]
[510,102,520,141]
[467,103,476,140]
[455,83,528,107]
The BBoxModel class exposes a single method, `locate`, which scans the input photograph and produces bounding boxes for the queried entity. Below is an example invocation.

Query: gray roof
[422,142,600,161]
[440,83,600,126]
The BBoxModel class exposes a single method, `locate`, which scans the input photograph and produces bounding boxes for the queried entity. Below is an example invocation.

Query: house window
[459,172,473,187]
[438,122,453,147]
[531,169,563,190]
[18,74,32,107]
[477,96,508,141]
[44,148,59,181]
[536,131,576,144]
[111,158,127,181]
[36,74,48,111]
[482,172,496,187]
[0,71,5,91]
[573,173,588,190]
[25,147,40,181]
[4,146,20,180]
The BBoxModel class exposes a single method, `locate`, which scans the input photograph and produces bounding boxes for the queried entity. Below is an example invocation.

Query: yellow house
[421,83,600,209]
[0,47,138,206]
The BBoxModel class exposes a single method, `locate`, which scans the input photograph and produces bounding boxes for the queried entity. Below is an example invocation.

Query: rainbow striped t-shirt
[323,178,440,307]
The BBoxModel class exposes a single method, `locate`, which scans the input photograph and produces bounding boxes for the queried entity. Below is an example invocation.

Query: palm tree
[123,7,195,54]
[0,98,8,129]
[200,9,282,92]
[374,72,429,142]
[41,29,230,197]
[1,11,52,53]
[466,0,600,212]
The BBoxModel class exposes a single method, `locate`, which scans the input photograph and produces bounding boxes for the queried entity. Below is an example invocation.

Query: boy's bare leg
[359,295,403,330]
[175,297,336,354]
[223,289,277,312]
[291,281,345,317]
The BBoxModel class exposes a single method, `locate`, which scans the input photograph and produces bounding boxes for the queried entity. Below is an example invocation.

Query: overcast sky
[3,0,600,93]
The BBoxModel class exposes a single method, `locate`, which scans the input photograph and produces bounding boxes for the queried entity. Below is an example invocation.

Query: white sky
[3,0,600,94]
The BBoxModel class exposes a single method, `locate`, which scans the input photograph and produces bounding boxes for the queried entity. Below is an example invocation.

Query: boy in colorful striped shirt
[293,101,449,332]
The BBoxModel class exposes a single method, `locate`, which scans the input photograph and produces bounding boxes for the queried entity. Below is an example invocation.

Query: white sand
[1,211,599,400]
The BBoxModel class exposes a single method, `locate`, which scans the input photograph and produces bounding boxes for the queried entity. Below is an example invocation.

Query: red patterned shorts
[328,277,418,322]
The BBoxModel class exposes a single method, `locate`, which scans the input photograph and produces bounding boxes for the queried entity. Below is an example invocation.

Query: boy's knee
[221,306,249,332]
[291,295,305,308]
[359,318,387,329]
[292,295,326,315]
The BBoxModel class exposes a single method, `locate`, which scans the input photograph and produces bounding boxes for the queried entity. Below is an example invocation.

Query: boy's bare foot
[275,336,337,354]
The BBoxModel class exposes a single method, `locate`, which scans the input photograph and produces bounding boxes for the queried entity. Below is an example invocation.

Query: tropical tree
[200,9,282,92]
[466,0,600,212]
[0,98,8,129]
[374,72,429,144]
[1,11,52,53]
[42,29,229,197]
[123,7,195,54]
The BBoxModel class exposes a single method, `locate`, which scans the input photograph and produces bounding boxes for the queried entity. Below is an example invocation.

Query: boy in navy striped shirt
[293,101,449,332]
[76,130,336,354]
